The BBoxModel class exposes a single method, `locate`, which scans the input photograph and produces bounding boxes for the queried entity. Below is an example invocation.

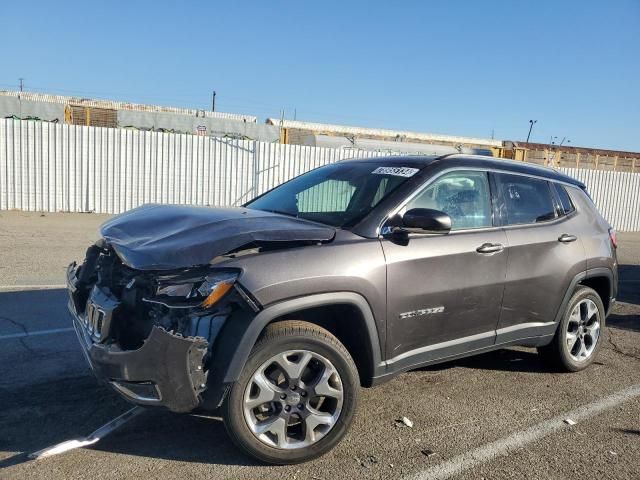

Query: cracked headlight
[151,271,239,309]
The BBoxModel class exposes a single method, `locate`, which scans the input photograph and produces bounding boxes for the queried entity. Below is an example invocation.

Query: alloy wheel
[566,298,601,362]
[242,349,344,449]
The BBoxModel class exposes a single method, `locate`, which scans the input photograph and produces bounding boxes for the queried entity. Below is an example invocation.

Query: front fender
[200,291,382,410]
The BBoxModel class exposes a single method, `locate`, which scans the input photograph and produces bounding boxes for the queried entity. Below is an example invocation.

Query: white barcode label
[372,166,419,177]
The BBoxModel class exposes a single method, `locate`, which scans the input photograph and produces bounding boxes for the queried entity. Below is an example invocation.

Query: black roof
[346,154,585,188]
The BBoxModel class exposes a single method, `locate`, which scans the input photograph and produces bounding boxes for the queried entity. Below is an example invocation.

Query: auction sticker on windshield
[372,166,419,177]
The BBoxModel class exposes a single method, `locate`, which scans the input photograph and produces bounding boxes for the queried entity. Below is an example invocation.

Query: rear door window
[495,173,557,225]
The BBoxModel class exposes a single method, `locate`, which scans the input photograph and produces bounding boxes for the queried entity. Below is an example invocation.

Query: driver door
[381,170,507,369]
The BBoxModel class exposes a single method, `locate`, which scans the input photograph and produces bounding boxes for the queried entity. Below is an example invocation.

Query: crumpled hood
[100,204,336,270]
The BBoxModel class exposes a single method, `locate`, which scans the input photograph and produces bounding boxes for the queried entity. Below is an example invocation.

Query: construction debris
[357,455,379,468]
[396,416,414,428]
[421,448,436,458]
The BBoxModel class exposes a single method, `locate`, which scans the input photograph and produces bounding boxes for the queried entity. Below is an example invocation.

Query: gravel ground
[0,211,639,480]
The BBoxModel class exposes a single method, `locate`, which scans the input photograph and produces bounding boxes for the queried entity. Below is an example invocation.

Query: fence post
[253,140,260,201]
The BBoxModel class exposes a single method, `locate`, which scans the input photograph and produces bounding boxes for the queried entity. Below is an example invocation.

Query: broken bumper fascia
[66,263,209,413]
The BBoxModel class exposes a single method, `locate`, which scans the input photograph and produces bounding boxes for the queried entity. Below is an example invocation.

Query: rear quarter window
[552,183,576,215]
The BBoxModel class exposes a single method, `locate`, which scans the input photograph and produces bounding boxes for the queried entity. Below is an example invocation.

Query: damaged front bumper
[67,263,209,413]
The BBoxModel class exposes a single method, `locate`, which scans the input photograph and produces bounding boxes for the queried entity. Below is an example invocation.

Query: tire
[222,320,359,464]
[538,286,605,372]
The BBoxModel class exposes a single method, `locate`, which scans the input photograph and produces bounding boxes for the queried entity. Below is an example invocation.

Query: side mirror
[401,208,451,234]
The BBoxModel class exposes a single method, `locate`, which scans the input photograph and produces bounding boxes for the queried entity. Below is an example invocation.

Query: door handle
[558,234,577,243]
[476,243,504,254]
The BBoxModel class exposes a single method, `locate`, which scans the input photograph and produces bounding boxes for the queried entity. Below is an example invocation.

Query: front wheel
[222,320,359,464]
[538,286,605,372]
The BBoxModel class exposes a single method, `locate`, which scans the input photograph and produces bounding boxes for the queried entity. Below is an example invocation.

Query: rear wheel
[222,320,359,464]
[538,286,605,372]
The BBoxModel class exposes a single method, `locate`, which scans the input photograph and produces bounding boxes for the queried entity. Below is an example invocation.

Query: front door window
[405,171,492,230]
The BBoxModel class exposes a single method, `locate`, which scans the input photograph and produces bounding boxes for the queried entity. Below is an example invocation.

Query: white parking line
[0,327,74,340]
[406,383,640,480]
[0,284,67,291]
[30,407,146,460]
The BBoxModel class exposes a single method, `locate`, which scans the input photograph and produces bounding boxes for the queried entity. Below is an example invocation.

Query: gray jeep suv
[66,154,618,463]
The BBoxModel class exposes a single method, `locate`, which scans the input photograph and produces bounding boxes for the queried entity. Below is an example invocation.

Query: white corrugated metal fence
[0,119,383,215]
[2,119,639,231]
[560,168,640,232]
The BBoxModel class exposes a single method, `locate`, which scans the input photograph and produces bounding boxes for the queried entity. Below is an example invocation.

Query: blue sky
[1,1,639,151]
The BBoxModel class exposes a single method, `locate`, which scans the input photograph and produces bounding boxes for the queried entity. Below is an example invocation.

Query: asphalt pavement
[1,211,639,480]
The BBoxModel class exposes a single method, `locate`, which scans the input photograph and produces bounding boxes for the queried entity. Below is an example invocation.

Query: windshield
[246,162,421,228]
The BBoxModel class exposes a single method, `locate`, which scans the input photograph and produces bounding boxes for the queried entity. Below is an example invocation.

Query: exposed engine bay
[73,241,256,349]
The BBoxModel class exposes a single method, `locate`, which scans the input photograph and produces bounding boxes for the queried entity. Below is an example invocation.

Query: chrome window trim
[377,165,581,236]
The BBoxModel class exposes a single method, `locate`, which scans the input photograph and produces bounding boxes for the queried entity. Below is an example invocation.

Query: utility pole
[19,78,24,92]
[279,109,285,144]
[526,119,537,143]
[212,91,216,112]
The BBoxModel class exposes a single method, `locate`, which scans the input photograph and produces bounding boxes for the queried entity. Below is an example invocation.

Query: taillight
[609,228,618,249]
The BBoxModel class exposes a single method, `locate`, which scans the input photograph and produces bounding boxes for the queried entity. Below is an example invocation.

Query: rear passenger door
[493,173,586,341]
